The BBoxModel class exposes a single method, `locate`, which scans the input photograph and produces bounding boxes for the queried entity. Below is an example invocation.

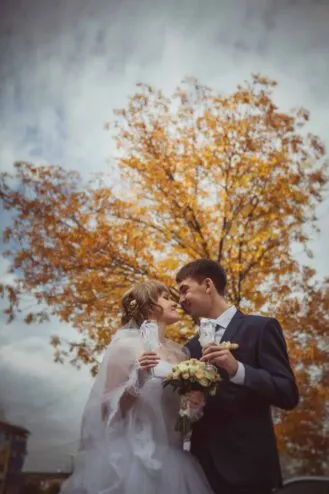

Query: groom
[176,259,299,494]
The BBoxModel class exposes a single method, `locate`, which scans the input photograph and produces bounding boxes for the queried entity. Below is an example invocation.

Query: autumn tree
[0,75,328,473]
[273,269,329,475]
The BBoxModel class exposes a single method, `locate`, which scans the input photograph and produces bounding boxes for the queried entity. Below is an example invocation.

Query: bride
[60,280,213,494]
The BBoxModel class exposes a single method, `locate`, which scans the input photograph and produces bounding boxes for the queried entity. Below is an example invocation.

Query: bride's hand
[138,351,160,370]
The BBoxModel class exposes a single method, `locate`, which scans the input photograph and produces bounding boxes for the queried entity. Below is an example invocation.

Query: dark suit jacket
[185,311,299,489]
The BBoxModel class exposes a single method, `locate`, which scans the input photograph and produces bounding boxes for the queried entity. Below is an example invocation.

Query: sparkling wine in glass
[198,319,216,348]
[198,319,217,373]
[140,320,160,376]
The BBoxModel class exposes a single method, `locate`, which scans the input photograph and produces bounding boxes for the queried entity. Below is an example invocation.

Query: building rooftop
[0,420,30,436]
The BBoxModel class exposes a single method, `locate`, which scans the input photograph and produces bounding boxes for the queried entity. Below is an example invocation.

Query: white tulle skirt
[105,447,213,494]
[60,333,213,494]
[62,437,213,494]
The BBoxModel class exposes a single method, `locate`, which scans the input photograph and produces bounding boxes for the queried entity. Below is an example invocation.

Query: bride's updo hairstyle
[120,280,169,327]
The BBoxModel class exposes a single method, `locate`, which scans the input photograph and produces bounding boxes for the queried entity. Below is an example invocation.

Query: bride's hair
[120,280,169,327]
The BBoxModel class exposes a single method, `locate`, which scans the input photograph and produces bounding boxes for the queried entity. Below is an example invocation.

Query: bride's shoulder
[163,337,180,349]
[163,338,186,361]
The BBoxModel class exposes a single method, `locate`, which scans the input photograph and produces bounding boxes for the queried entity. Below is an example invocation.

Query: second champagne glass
[140,319,160,376]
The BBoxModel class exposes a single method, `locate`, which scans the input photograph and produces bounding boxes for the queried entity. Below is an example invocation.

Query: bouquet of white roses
[162,359,220,435]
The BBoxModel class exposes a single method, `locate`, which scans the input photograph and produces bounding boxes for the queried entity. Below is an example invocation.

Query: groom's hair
[176,259,227,295]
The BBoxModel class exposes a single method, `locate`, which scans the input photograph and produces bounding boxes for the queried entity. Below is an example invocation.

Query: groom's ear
[203,277,213,293]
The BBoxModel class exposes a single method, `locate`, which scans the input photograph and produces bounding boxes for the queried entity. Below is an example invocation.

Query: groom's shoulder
[185,334,199,346]
[183,335,201,359]
[241,312,278,328]
[184,334,200,351]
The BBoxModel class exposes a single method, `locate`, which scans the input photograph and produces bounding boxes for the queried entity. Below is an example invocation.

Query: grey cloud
[0,256,93,471]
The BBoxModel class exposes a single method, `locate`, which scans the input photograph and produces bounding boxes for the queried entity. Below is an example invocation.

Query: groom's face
[177,276,211,318]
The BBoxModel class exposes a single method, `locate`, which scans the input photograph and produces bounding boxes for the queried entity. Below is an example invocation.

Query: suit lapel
[220,310,244,343]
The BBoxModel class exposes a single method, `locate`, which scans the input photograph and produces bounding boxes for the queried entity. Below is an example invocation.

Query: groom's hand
[201,344,238,378]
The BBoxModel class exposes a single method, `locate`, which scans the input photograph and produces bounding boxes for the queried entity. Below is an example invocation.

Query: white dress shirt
[213,306,245,385]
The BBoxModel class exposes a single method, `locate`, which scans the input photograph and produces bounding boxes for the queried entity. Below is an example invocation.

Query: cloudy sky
[0,0,329,473]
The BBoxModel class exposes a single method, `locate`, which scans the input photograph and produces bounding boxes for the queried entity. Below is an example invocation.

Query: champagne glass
[140,319,160,376]
[198,319,217,372]
[198,319,216,347]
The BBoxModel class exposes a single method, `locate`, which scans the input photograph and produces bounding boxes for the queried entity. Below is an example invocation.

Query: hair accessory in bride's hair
[126,298,138,320]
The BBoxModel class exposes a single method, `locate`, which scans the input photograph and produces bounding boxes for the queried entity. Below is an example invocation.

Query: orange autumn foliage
[273,269,329,475]
[0,75,328,472]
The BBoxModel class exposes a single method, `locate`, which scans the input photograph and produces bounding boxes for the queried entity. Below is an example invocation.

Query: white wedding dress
[60,327,213,494]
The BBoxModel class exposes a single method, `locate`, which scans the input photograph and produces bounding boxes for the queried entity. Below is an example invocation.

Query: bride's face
[153,291,179,325]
